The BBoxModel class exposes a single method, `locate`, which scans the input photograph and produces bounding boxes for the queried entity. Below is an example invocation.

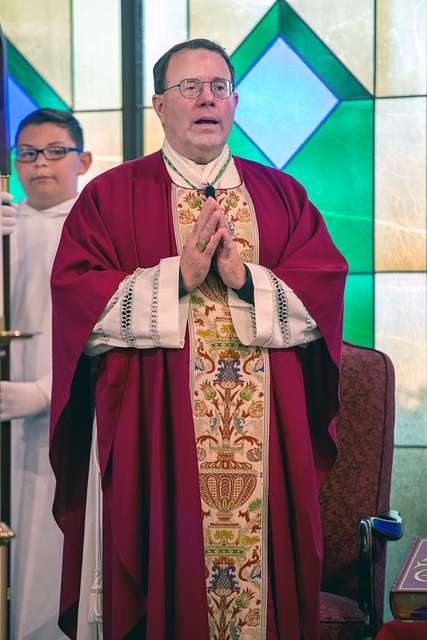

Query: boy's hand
[0,381,50,421]
[1,191,17,236]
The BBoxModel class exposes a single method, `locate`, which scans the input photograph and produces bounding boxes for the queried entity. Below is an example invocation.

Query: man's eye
[184,80,198,90]
[18,150,34,159]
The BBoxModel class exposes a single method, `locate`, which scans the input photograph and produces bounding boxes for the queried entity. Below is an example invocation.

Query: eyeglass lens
[16,147,68,162]
[181,79,231,99]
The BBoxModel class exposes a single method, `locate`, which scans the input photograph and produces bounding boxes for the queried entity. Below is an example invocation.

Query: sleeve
[227,262,320,348]
[36,371,52,402]
[84,256,190,355]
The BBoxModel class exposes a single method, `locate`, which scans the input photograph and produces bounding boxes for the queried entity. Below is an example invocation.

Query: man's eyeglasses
[161,78,233,100]
[15,146,83,163]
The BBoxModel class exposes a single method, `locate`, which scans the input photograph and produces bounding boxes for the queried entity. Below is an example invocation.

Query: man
[0,108,91,639]
[50,40,348,640]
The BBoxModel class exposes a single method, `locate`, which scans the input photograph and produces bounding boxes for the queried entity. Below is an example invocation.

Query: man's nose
[197,82,216,105]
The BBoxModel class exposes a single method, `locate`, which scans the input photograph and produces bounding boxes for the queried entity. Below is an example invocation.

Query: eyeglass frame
[15,145,84,163]
[160,77,234,100]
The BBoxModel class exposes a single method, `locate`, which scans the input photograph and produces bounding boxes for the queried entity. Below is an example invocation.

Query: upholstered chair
[319,342,402,640]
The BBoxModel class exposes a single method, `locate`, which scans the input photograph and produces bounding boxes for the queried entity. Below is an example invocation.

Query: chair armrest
[357,511,403,634]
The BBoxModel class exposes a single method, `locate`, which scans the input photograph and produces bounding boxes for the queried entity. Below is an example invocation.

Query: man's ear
[152,94,166,125]
[78,151,93,176]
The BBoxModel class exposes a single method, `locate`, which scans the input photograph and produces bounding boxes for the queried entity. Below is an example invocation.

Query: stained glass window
[1,0,425,624]
[142,0,427,619]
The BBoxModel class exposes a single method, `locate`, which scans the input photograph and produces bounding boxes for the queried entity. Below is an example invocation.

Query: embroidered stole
[173,185,270,640]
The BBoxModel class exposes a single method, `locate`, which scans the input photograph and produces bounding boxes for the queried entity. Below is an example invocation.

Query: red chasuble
[50,151,348,640]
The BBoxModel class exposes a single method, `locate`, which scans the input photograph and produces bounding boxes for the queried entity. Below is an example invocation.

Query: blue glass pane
[235,36,338,168]
[8,76,37,145]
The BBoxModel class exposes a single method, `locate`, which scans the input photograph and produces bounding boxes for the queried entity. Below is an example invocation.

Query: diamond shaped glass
[235,36,339,168]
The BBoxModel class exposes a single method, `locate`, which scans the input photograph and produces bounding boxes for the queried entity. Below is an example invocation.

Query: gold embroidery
[174,185,269,640]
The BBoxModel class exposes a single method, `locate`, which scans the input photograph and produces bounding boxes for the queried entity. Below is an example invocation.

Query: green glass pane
[231,2,279,83]
[285,100,374,273]
[7,39,69,110]
[9,150,25,203]
[228,123,274,167]
[279,2,371,99]
[343,274,373,348]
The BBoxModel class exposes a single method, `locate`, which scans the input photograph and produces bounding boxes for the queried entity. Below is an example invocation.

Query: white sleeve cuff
[84,257,189,355]
[228,263,321,348]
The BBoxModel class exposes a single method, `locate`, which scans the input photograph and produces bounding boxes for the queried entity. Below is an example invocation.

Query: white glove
[0,191,17,236]
[0,381,50,421]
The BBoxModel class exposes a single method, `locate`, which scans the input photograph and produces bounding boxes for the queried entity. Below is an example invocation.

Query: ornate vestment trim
[171,182,270,640]
[119,268,144,347]
[264,268,290,347]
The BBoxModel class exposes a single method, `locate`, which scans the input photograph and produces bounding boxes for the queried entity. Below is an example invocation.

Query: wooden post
[0,523,14,640]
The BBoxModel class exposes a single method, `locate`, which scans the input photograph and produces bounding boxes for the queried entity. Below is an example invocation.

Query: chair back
[320,342,395,628]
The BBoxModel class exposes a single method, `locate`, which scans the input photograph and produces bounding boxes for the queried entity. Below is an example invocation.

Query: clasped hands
[180,197,246,292]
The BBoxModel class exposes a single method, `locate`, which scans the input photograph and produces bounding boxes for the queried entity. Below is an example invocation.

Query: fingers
[1,205,17,236]
[1,191,17,236]
[204,228,224,257]
[194,197,219,236]
[0,192,13,205]
[216,211,234,253]
[197,213,220,247]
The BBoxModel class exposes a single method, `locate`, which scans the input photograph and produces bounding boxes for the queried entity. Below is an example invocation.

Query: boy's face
[15,123,92,210]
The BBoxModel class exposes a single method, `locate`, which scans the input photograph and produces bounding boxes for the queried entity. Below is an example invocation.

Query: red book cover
[390,538,427,621]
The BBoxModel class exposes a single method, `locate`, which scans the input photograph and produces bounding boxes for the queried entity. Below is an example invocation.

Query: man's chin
[188,137,225,163]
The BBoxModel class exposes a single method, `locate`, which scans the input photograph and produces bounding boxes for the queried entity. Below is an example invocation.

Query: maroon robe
[50,151,348,639]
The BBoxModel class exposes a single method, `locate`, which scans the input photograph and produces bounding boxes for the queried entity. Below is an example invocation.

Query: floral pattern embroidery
[175,185,268,640]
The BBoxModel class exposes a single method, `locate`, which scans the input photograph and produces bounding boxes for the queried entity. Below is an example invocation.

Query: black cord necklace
[161,150,231,201]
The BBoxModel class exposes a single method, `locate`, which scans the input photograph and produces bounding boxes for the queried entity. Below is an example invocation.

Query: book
[390,537,427,620]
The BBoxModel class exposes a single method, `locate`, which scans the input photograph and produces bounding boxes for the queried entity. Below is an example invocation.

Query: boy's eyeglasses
[15,146,83,163]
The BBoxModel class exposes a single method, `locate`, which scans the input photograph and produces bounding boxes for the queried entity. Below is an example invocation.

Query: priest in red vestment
[50,39,348,640]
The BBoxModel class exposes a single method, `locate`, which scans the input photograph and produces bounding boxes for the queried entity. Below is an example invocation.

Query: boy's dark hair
[15,108,84,148]
[153,39,234,94]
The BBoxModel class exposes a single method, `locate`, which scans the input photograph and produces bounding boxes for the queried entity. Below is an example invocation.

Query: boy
[0,108,91,639]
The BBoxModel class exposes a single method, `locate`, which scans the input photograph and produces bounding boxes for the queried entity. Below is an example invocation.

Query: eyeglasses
[15,146,83,163]
[162,78,233,100]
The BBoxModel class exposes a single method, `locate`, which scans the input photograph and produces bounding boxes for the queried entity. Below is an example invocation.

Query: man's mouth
[31,176,53,181]
[194,118,219,126]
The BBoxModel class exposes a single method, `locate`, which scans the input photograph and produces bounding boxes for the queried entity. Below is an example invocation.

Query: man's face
[152,48,238,164]
[15,123,91,210]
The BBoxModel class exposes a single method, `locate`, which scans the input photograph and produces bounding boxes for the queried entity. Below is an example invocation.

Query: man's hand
[215,211,246,289]
[1,191,17,236]
[180,197,223,291]
[0,381,49,421]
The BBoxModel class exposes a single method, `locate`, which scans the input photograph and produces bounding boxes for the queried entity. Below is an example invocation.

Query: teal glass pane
[235,37,338,167]
[228,123,274,167]
[285,100,374,273]
[231,2,370,99]
[343,274,373,348]
[231,3,279,83]
[279,2,371,99]
[8,77,37,144]
[7,39,69,110]
[10,150,26,203]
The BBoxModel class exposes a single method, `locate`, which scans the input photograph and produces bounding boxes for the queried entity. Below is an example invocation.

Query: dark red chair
[319,342,401,639]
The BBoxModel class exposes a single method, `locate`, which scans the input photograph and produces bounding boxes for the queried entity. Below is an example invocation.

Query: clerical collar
[162,150,231,200]
[161,138,240,195]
